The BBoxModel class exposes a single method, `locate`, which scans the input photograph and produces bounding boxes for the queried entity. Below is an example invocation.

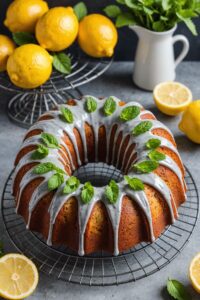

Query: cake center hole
[73,163,124,187]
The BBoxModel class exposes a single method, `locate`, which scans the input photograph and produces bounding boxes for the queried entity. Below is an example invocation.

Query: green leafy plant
[104,0,200,34]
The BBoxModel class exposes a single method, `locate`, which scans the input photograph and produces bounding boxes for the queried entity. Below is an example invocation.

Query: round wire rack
[1,164,199,286]
[0,49,113,128]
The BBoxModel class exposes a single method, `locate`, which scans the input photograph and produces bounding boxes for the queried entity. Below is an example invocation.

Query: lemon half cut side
[0,253,39,300]
[153,81,192,116]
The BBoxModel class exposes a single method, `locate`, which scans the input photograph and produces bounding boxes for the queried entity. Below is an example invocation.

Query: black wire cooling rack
[0,49,113,128]
[1,164,199,286]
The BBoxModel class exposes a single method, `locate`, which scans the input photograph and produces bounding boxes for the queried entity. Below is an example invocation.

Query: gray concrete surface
[0,62,200,299]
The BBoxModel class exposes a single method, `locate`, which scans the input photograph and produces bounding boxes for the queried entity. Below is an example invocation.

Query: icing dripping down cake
[12,96,187,256]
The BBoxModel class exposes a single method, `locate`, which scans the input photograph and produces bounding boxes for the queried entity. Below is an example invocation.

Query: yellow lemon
[153,81,192,116]
[0,253,39,300]
[4,0,49,33]
[36,7,79,52]
[189,252,200,293]
[7,44,53,89]
[78,14,118,58]
[0,35,15,72]
[179,100,200,144]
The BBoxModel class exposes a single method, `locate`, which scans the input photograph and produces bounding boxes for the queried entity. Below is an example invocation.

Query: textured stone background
[0,0,200,60]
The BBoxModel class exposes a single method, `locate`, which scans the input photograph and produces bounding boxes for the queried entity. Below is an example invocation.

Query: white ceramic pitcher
[130,25,189,91]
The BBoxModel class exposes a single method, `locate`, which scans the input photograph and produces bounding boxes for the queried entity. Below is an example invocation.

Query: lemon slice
[0,253,39,300]
[189,252,200,293]
[153,81,192,116]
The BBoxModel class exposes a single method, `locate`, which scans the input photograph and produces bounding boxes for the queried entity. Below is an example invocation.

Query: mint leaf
[12,32,36,46]
[120,105,140,121]
[41,133,60,149]
[63,176,80,194]
[167,279,191,300]
[115,12,136,28]
[60,106,74,123]
[73,2,87,21]
[103,97,116,116]
[53,53,71,74]
[33,162,65,174]
[148,150,166,161]
[81,182,94,204]
[48,173,64,191]
[162,0,171,11]
[124,176,144,191]
[132,121,153,136]
[133,160,159,173]
[33,162,55,174]
[31,144,49,160]
[85,97,97,113]
[176,15,197,35]
[105,180,119,204]
[104,5,121,18]
[145,138,161,149]
[0,241,4,258]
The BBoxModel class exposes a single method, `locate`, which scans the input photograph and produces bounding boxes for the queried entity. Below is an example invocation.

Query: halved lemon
[189,252,200,293]
[153,81,192,116]
[0,253,39,299]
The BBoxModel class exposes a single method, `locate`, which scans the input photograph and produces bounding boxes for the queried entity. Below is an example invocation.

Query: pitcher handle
[173,35,189,68]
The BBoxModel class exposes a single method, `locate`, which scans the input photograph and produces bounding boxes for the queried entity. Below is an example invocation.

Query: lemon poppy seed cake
[13,96,187,256]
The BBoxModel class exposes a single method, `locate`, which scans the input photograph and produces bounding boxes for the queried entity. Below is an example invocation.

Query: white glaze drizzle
[13,96,187,256]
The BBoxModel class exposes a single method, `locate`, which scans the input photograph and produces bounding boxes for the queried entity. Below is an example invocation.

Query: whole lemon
[0,35,15,72]
[179,100,200,144]
[78,14,118,58]
[7,44,53,89]
[4,0,48,33]
[36,7,79,52]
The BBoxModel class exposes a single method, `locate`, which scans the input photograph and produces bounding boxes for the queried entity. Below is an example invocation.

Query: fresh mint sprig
[105,180,119,204]
[48,173,64,191]
[132,121,153,136]
[60,106,74,123]
[124,176,144,191]
[33,162,65,175]
[85,97,97,113]
[133,160,159,173]
[119,105,140,121]
[41,133,60,149]
[63,176,80,194]
[104,0,200,34]
[81,182,94,204]
[103,97,117,116]
[31,144,49,160]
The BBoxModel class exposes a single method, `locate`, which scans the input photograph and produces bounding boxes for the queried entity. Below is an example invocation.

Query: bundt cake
[13,96,187,256]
